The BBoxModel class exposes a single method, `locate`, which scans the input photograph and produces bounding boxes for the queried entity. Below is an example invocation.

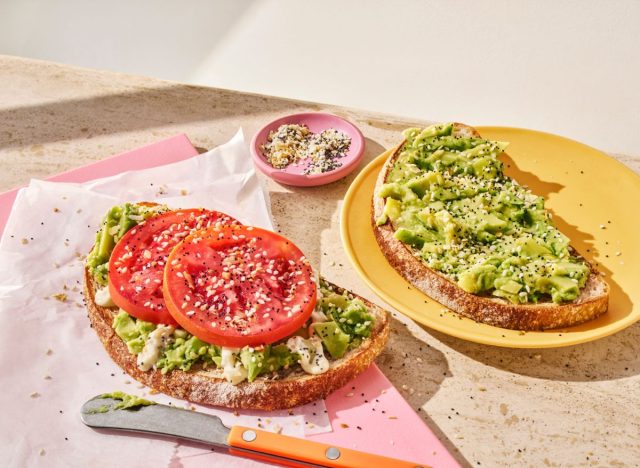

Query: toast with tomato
[84,204,389,410]
[372,122,608,330]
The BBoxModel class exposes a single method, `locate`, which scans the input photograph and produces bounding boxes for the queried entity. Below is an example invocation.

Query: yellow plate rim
[340,126,640,348]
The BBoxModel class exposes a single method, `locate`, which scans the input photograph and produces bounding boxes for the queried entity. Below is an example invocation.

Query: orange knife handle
[227,426,427,468]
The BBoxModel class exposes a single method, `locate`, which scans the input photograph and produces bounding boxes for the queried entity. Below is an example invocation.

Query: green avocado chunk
[378,123,590,304]
[86,203,167,286]
[112,310,156,354]
[240,344,298,382]
[325,297,374,339]
[109,282,375,381]
[156,335,221,374]
[312,321,350,359]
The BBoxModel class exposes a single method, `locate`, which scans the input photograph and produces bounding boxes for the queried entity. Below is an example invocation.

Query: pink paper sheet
[0,134,459,467]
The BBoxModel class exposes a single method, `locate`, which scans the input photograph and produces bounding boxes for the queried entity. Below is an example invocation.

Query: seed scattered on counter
[180,189,189,196]
[53,207,60,213]
[345,392,354,397]
[44,375,52,380]
[20,238,29,245]
[39,449,46,456]
[599,224,605,229]
[388,416,398,420]
[340,423,349,428]
[30,392,40,398]
[46,348,53,356]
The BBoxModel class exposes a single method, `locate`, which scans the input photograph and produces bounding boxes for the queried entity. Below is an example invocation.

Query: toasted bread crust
[372,122,609,330]
[84,268,389,410]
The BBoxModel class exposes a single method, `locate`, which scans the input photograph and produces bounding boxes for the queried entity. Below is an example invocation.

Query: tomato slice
[163,225,317,347]
[108,209,239,325]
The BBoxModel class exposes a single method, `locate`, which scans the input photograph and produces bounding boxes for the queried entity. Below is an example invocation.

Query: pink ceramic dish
[250,112,365,186]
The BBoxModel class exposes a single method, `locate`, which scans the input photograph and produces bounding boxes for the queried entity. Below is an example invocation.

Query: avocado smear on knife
[88,391,156,413]
[377,123,589,304]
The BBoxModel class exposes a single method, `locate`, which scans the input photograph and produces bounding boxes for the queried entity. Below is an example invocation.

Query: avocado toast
[85,203,389,410]
[372,123,608,330]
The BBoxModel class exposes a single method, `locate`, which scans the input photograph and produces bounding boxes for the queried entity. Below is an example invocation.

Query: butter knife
[81,395,426,468]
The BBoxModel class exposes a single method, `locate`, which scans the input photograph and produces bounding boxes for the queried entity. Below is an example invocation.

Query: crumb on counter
[51,293,68,302]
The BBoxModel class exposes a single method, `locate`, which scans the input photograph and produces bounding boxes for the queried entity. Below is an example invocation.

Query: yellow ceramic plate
[341,126,640,348]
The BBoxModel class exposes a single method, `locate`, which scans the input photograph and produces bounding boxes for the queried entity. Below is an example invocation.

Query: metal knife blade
[80,396,326,467]
[80,395,231,451]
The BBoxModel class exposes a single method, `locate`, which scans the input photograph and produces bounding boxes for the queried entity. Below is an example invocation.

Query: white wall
[1,0,638,155]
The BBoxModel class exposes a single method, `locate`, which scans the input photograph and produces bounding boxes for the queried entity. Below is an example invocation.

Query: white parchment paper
[0,130,330,468]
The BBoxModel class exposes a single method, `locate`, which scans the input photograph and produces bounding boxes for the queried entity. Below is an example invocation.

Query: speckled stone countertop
[1,55,638,467]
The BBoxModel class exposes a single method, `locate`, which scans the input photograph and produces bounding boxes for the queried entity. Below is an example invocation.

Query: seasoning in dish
[261,124,351,174]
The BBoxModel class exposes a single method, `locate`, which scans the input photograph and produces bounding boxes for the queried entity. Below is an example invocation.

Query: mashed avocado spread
[86,203,167,286]
[110,262,373,384]
[376,123,589,304]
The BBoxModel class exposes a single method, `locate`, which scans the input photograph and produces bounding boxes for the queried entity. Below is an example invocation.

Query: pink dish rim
[250,112,365,186]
